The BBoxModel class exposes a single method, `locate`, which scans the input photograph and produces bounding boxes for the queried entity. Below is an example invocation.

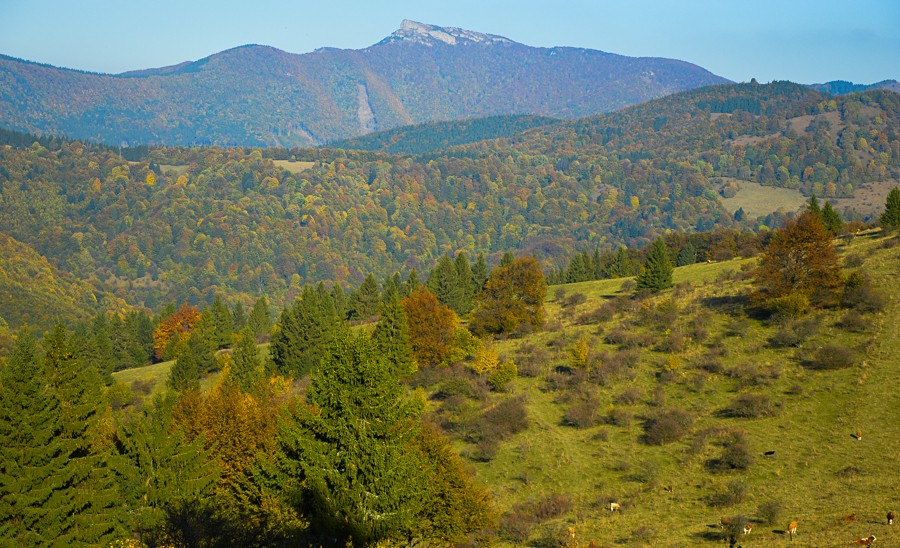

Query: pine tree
[472,253,489,292]
[807,194,821,217]
[232,301,247,331]
[880,186,900,230]
[454,253,475,315]
[42,323,125,545]
[168,332,213,392]
[402,269,421,297]
[350,273,381,320]
[371,286,415,376]
[0,331,67,545]
[248,296,272,341]
[274,335,429,544]
[331,283,348,320]
[821,201,842,235]
[114,397,219,545]
[210,295,234,349]
[677,242,698,266]
[636,239,674,293]
[606,247,632,278]
[230,327,262,393]
[270,286,343,377]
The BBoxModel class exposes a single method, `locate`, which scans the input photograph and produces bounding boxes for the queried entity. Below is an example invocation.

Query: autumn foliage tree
[469,256,546,335]
[401,287,460,368]
[753,211,842,306]
[153,303,201,361]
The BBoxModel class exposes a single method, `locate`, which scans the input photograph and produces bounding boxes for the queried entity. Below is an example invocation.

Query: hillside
[0,82,897,320]
[809,79,900,95]
[0,20,728,147]
[0,232,127,352]
[325,114,559,155]
[104,229,900,546]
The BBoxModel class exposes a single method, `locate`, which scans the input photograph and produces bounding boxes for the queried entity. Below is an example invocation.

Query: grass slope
[448,233,899,546]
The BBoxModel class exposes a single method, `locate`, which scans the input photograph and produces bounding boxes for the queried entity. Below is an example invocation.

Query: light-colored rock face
[378,19,515,47]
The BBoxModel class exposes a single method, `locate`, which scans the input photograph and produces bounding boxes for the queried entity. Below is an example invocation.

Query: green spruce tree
[636,238,674,293]
[0,331,68,545]
[821,201,843,235]
[210,295,235,349]
[371,285,415,376]
[229,327,262,393]
[880,186,900,230]
[472,253,489,292]
[274,334,429,544]
[248,296,272,341]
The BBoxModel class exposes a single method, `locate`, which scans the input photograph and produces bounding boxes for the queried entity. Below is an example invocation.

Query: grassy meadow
[109,232,899,546]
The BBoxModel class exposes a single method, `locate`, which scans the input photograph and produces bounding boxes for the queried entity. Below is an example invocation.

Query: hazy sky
[1,0,897,84]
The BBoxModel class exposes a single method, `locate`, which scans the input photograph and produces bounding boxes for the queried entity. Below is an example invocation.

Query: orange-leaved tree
[401,287,460,368]
[469,256,546,335]
[752,211,841,306]
[152,303,201,360]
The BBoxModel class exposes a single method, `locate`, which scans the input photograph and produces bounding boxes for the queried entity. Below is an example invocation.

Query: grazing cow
[720,516,733,529]
[888,511,894,525]
[850,535,876,546]
[743,523,753,535]
[843,514,857,522]
[788,521,798,541]
[855,430,862,441]
[663,484,673,493]
[609,502,620,512]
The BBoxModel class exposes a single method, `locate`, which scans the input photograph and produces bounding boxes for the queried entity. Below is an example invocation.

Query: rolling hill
[0,20,728,147]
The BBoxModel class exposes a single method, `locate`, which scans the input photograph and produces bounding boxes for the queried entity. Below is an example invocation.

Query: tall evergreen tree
[454,253,475,315]
[371,286,415,376]
[210,295,235,349]
[42,323,124,545]
[0,331,67,545]
[168,332,213,392]
[606,247,632,278]
[331,284,348,321]
[677,242,698,266]
[229,327,262,393]
[880,186,900,230]
[114,397,219,545]
[270,286,343,377]
[821,201,842,235]
[248,296,272,341]
[232,301,247,331]
[807,194,821,217]
[274,335,429,544]
[350,273,381,320]
[636,239,674,293]
[427,255,463,313]
[472,253,489,292]
[402,269,421,297]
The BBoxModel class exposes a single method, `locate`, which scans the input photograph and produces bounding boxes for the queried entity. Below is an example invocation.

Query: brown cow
[742,523,753,535]
[888,511,894,525]
[609,502,620,512]
[788,521,798,541]
[843,514,857,523]
[850,535,876,546]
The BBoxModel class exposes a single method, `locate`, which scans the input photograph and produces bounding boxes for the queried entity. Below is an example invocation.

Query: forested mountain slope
[0,20,727,147]
[0,83,896,316]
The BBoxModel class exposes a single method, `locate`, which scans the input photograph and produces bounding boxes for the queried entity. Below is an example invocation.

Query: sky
[0,0,897,84]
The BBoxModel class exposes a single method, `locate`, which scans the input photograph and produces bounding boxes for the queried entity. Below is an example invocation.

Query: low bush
[766,292,810,320]
[643,408,693,445]
[515,344,549,377]
[720,393,780,418]
[577,302,617,325]
[706,430,754,472]
[757,499,784,525]
[563,394,602,428]
[615,387,644,405]
[805,344,857,370]
[131,378,155,396]
[498,494,573,542]
[560,292,587,308]
[841,272,885,313]
[837,310,869,333]
[708,480,749,508]
[605,406,633,427]
[768,316,820,348]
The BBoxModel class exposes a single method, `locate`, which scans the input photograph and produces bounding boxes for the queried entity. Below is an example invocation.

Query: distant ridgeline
[0,82,897,314]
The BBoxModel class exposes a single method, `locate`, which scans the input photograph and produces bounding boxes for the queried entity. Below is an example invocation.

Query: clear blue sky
[1,0,897,84]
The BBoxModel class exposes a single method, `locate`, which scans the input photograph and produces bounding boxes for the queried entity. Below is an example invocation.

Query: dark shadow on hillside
[700,294,750,314]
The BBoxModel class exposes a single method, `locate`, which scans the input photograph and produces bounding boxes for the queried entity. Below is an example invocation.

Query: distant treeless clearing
[274,160,315,173]
[717,179,806,218]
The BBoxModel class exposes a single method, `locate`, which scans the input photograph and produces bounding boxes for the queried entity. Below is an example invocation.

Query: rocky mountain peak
[375,19,515,47]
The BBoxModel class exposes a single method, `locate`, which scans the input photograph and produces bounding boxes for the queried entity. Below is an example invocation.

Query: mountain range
[0,20,729,147]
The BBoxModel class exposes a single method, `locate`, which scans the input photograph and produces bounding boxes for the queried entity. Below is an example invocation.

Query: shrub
[769,316,820,348]
[721,394,779,418]
[515,344,549,377]
[805,344,857,370]
[563,395,602,428]
[766,292,810,320]
[561,292,587,308]
[606,406,633,427]
[707,431,754,472]
[842,253,865,268]
[108,382,135,410]
[629,459,661,484]
[498,494,573,542]
[615,387,644,405]
[131,378,155,396]
[434,376,487,401]
[488,360,518,391]
[577,303,616,325]
[466,395,529,460]
[644,408,693,445]
[837,310,869,333]
[708,480,749,508]
[757,499,784,525]
[841,272,885,313]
